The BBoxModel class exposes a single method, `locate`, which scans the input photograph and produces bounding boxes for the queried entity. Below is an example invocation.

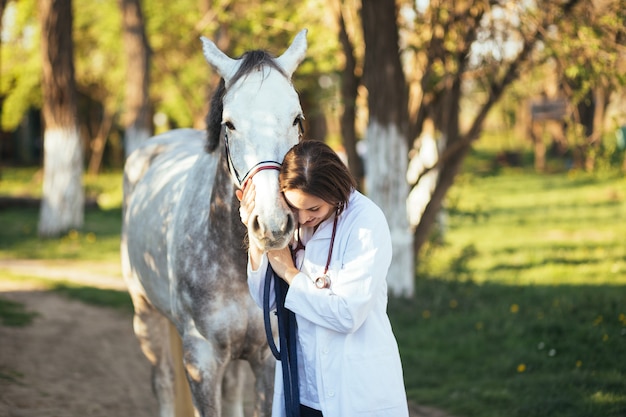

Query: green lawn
[421,170,625,285]
[393,159,626,417]
[0,168,123,261]
[1,159,625,417]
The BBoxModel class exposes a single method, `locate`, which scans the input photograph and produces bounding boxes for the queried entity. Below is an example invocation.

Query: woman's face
[283,189,335,228]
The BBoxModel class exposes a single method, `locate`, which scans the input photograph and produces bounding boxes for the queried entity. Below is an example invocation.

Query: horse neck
[208,151,248,260]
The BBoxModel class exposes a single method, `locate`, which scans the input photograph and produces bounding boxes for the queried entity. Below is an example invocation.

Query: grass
[390,148,626,416]
[0,297,39,326]
[50,282,133,313]
[391,281,626,417]
[1,153,625,416]
[421,170,626,285]
[0,167,123,261]
[0,207,122,261]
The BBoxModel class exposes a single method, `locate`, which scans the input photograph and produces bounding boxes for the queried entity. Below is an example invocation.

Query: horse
[121,30,307,417]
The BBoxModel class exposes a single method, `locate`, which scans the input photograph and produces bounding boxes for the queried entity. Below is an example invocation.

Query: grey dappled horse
[121,30,307,417]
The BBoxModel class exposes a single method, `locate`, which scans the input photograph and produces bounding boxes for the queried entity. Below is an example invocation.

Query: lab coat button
[322,348,329,354]
[328,391,335,397]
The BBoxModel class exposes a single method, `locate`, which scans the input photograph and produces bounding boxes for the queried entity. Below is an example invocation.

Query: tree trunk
[338,9,364,185]
[361,0,413,297]
[38,0,84,237]
[584,85,609,172]
[87,109,115,175]
[531,122,547,172]
[119,0,151,158]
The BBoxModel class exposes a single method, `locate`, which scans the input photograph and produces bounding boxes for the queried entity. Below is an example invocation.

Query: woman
[238,140,409,417]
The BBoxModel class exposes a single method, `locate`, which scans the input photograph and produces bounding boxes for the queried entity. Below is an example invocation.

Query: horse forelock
[231,50,289,84]
[204,50,290,154]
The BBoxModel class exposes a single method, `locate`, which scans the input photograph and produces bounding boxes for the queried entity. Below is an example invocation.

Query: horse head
[201,30,307,251]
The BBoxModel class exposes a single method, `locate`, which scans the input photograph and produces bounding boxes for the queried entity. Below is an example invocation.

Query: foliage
[2,0,340,135]
[73,0,125,110]
[546,0,626,101]
[1,0,41,130]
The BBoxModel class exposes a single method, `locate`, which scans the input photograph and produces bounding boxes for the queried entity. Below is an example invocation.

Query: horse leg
[181,334,236,417]
[169,321,196,417]
[131,294,177,417]
[221,360,246,417]
[248,349,275,417]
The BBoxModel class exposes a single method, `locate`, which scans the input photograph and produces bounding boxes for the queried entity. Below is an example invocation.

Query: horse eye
[223,121,235,130]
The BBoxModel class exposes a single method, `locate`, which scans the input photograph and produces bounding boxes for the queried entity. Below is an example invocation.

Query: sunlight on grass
[0,168,123,205]
[0,167,42,197]
[589,391,626,406]
[421,170,626,286]
[0,207,122,262]
[0,272,131,313]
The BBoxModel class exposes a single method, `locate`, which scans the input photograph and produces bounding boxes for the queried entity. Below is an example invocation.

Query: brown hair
[280,140,357,214]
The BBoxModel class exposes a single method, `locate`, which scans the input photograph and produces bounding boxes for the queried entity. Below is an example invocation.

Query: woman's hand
[236,181,255,227]
[267,247,300,285]
[237,182,264,269]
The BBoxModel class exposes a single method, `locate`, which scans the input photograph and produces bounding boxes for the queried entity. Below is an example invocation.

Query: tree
[549,0,626,171]
[337,1,364,184]
[353,0,611,295]
[401,0,585,255]
[38,0,84,237]
[119,0,151,157]
[0,0,9,92]
[0,0,9,145]
[73,0,125,174]
[361,0,413,297]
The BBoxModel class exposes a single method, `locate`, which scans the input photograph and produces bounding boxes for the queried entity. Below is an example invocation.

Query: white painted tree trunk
[124,125,151,158]
[38,127,84,237]
[365,121,414,297]
[406,125,446,231]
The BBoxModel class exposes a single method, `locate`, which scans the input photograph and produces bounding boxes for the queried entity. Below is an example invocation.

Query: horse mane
[205,50,289,153]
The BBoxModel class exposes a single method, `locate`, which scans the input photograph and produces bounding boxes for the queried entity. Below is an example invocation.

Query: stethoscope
[293,210,339,289]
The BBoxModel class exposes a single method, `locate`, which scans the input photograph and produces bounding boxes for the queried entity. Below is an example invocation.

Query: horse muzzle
[248,209,295,251]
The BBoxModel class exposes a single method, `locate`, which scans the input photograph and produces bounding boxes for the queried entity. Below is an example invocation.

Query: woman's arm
[266,247,300,284]
[238,182,274,308]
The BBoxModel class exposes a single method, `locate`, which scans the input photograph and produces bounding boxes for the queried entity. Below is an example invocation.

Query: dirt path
[0,260,452,417]
[0,285,158,417]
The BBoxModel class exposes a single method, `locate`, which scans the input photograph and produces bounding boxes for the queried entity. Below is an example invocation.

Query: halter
[223,116,304,190]
[223,131,283,189]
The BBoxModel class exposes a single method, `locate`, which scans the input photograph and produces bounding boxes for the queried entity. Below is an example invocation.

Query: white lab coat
[248,190,409,417]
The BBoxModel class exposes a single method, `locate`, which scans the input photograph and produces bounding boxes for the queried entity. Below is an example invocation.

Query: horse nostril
[251,215,261,234]
[283,213,294,234]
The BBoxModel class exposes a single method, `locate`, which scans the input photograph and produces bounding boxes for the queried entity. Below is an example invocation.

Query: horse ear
[200,36,238,84]
[276,29,308,78]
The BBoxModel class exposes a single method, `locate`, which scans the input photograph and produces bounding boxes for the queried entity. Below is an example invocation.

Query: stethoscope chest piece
[315,274,331,289]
